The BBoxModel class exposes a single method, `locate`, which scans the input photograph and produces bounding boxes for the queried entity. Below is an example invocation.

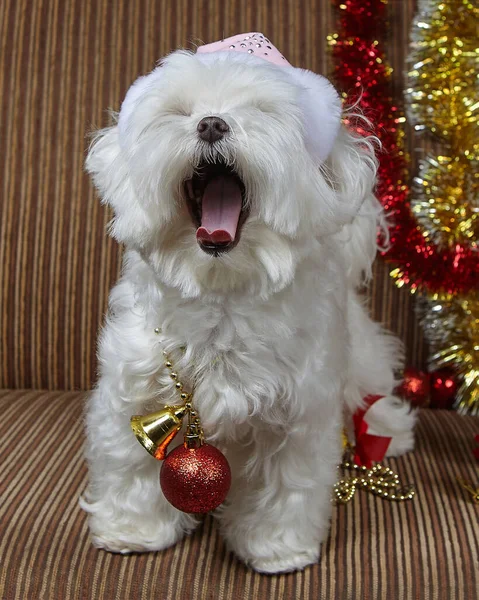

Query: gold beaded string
[155,327,205,444]
[334,452,416,504]
[334,435,415,504]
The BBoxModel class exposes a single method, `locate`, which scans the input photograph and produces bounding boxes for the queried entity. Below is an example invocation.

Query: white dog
[81,33,415,574]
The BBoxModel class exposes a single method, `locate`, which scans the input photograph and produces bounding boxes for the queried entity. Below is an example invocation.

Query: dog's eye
[252,101,279,115]
[161,104,192,118]
[174,107,192,117]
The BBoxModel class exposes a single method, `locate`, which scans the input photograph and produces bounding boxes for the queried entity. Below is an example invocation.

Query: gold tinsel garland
[406,0,479,413]
[407,0,478,155]
[420,295,479,414]
[413,156,479,250]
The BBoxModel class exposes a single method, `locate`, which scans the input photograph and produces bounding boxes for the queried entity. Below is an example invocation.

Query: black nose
[197,116,229,143]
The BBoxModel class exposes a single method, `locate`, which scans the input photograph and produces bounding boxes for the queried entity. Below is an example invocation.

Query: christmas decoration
[334,437,415,504]
[405,0,479,414]
[161,442,231,513]
[456,436,479,505]
[329,0,478,413]
[412,157,478,251]
[328,0,413,285]
[420,295,479,414]
[353,395,392,467]
[335,403,415,504]
[407,2,478,155]
[456,477,479,505]
[394,367,460,409]
[395,368,430,407]
[130,331,231,514]
[131,404,188,460]
[429,369,458,410]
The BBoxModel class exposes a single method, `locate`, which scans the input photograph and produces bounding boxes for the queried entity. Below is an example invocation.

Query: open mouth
[184,160,248,255]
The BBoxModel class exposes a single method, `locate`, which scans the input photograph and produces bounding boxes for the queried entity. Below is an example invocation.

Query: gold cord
[156,328,205,445]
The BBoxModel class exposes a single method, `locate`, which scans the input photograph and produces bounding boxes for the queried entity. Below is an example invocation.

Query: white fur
[81,50,415,574]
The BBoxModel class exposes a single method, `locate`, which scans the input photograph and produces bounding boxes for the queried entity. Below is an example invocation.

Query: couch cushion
[0,0,428,390]
[1,390,478,599]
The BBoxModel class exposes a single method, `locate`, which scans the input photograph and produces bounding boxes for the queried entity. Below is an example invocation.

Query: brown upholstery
[1,390,478,600]
[2,1,478,599]
[0,0,428,391]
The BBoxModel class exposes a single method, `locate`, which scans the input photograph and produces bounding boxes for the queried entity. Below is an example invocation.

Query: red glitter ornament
[160,443,231,514]
[429,369,458,410]
[395,367,430,407]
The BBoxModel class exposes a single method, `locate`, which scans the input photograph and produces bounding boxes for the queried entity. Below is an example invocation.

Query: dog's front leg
[80,381,197,554]
[217,411,342,574]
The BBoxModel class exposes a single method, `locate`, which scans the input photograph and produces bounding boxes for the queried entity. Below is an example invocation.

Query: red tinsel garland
[330,0,478,296]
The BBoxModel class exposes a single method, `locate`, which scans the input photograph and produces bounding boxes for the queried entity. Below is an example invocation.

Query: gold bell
[130,405,188,460]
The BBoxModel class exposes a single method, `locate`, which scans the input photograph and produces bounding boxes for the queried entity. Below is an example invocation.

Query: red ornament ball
[396,367,430,407]
[160,443,231,513]
[429,369,458,410]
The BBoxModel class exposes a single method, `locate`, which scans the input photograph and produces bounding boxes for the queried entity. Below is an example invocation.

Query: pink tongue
[196,176,242,244]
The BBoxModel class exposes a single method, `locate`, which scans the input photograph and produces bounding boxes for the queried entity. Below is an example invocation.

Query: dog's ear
[325,124,379,215]
[324,124,386,282]
[117,72,159,139]
[85,124,152,245]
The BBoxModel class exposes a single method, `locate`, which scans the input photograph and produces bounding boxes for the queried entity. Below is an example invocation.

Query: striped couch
[1,0,477,598]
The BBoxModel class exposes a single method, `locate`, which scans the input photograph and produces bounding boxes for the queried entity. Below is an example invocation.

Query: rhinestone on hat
[196,32,292,68]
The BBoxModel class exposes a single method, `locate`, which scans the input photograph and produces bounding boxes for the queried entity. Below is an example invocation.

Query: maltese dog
[81,33,415,574]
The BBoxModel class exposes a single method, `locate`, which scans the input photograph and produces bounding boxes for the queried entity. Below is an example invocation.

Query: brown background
[0,0,427,391]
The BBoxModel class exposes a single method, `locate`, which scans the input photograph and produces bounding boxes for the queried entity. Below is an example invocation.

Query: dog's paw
[248,549,319,574]
[223,524,322,574]
[89,520,188,554]
[80,495,196,554]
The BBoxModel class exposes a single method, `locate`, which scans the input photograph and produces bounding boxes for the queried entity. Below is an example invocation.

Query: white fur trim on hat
[286,66,342,163]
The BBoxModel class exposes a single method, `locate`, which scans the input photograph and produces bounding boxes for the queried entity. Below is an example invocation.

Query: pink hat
[197,32,291,67]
